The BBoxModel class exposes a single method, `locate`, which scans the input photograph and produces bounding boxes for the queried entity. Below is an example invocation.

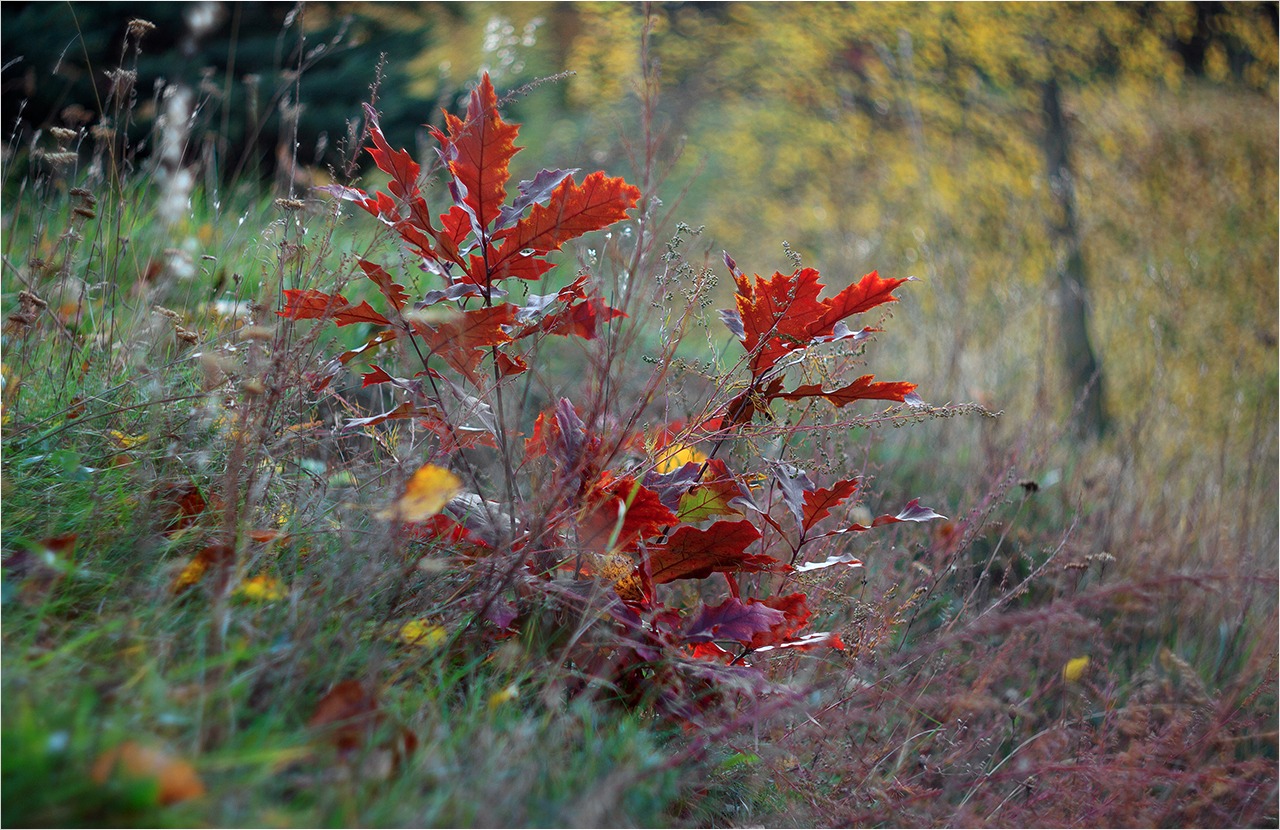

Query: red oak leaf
[337,328,398,365]
[779,375,918,407]
[431,73,521,229]
[746,593,813,651]
[801,477,860,533]
[363,105,436,237]
[411,304,516,380]
[822,498,948,537]
[491,171,640,272]
[753,631,847,652]
[343,402,423,430]
[728,267,908,378]
[684,598,786,645]
[648,520,786,584]
[577,475,675,553]
[465,249,555,285]
[676,458,756,522]
[357,260,409,312]
[278,289,388,327]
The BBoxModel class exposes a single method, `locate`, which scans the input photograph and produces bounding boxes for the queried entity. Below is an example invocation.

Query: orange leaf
[170,543,233,596]
[91,741,206,805]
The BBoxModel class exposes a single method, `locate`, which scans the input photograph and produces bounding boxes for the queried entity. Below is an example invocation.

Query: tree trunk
[1041,76,1108,439]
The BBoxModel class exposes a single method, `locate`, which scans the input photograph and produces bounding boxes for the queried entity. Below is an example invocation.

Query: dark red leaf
[357,259,409,312]
[411,304,516,380]
[278,289,389,327]
[825,498,947,536]
[364,105,421,204]
[337,328,398,365]
[577,474,675,553]
[746,593,813,651]
[779,375,918,407]
[361,364,399,387]
[802,477,860,533]
[344,402,422,430]
[649,520,786,584]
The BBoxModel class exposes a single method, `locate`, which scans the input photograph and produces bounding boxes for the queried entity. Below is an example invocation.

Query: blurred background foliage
[4,0,1276,563]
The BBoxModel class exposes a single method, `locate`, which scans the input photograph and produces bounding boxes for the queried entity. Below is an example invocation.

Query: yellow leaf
[235,574,285,602]
[379,464,462,522]
[399,619,448,649]
[1063,655,1090,683]
[488,682,520,710]
[107,429,148,449]
[654,443,707,474]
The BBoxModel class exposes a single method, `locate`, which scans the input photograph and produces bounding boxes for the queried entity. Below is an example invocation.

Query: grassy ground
[3,20,1277,829]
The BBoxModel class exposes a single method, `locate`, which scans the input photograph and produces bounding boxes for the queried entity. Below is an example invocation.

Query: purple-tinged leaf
[753,631,846,652]
[316,183,370,202]
[824,499,947,536]
[772,463,814,527]
[642,461,705,512]
[794,552,864,573]
[417,283,492,308]
[877,498,946,525]
[494,168,578,232]
[723,251,743,279]
[554,398,586,468]
[343,402,422,430]
[684,598,785,644]
[719,308,746,340]
[904,391,926,408]
[448,179,485,240]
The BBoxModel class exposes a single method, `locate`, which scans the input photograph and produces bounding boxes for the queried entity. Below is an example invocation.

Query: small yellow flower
[235,574,285,602]
[1063,655,1090,683]
[399,619,448,649]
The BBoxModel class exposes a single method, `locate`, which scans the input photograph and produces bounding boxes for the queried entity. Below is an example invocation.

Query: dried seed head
[127,19,157,39]
[18,290,48,310]
[38,151,79,169]
[274,198,305,211]
[60,104,94,126]
[50,127,78,145]
[238,326,275,342]
[104,69,138,101]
